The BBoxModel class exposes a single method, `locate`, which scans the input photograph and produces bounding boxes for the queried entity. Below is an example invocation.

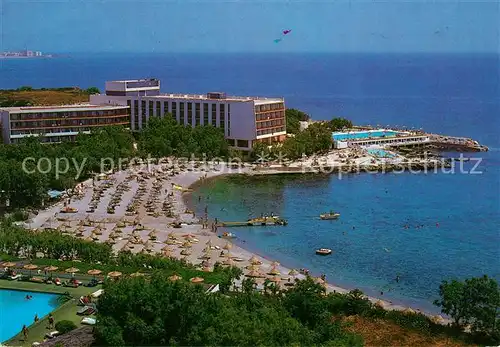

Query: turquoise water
[332,130,398,141]
[194,153,500,312]
[0,289,60,342]
[367,148,395,158]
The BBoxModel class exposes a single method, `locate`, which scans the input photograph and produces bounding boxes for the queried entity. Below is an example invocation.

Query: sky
[1,0,499,53]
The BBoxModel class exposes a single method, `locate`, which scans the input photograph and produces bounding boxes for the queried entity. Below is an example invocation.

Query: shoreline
[24,159,448,323]
[178,169,441,319]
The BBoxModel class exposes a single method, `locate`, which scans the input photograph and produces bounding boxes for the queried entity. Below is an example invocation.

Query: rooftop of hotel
[0,103,130,113]
[131,92,284,104]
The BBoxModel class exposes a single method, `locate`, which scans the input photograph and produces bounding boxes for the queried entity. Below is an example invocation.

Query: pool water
[367,148,396,158]
[332,130,398,141]
[0,289,61,343]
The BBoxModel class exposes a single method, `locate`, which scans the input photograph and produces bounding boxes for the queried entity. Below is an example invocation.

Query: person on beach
[34,314,39,322]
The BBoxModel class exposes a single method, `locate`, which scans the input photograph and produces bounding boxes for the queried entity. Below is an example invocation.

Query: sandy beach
[25,153,445,322]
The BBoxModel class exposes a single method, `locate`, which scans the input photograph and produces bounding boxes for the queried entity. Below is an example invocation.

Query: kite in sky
[274,29,292,43]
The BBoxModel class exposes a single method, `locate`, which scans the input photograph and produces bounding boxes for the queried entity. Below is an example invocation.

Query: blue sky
[1,0,498,53]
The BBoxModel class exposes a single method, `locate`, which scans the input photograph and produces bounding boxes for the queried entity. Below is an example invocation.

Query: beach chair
[8,273,22,280]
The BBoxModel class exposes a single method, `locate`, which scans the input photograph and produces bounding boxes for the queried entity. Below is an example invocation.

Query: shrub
[55,320,77,334]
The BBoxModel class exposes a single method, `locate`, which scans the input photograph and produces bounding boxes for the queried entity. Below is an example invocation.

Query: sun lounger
[77,305,96,315]
[8,274,22,280]
[81,317,96,325]
[30,277,45,283]
[91,289,104,298]
[45,331,60,339]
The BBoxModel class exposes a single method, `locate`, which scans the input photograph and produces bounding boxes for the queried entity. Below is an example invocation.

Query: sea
[1,52,499,312]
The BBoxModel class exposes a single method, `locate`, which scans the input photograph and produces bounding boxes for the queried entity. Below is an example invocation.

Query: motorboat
[315,248,332,256]
[320,211,340,220]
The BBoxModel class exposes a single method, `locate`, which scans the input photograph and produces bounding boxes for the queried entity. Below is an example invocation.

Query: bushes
[55,320,77,334]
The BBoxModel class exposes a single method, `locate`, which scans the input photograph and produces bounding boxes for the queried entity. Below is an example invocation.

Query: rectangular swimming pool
[332,130,398,141]
[0,289,61,343]
[367,148,396,158]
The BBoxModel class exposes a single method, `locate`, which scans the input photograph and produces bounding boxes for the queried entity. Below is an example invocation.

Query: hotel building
[90,78,286,150]
[0,104,130,144]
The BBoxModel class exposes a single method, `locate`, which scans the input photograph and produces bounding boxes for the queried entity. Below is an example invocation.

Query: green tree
[329,117,353,131]
[435,275,500,337]
[85,87,101,94]
[285,108,310,134]
[55,320,77,334]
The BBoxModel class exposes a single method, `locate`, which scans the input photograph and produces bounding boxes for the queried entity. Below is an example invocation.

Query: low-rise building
[332,129,429,149]
[90,78,287,151]
[0,104,130,144]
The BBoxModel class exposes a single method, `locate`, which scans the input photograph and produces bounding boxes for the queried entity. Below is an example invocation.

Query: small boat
[316,248,332,256]
[320,211,340,220]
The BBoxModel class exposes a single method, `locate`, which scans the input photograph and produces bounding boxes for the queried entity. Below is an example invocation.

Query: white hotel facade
[90,78,287,151]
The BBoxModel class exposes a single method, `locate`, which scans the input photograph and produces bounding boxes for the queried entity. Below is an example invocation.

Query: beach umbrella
[268,266,281,276]
[108,271,122,278]
[87,269,102,278]
[190,277,204,283]
[271,261,280,267]
[269,275,281,283]
[432,315,445,324]
[246,270,262,278]
[65,267,80,274]
[1,262,16,268]
[167,232,177,240]
[223,252,233,259]
[403,308,415,315]
[180,249,192,256]
[84,236,93,242]
[162,245,172,252]
[223,242,232,250]
[181,241,192,248]
[288,269,298,277]
[249,255,262,265]
[202,266,212,273]
[375,300,385,308]
[246,264,261,271]
[166,239,177,245]
[223,258,235,267]
[23,264,38,277]
[168,274,182,282]
[44,265,58,272]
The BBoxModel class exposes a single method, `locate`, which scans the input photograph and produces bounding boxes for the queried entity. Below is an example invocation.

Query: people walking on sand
[22,325,28,340]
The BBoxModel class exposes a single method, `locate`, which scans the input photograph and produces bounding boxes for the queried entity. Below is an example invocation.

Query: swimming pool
[367,148,395,158]
[332,130,398,141]
[0,289,61,343]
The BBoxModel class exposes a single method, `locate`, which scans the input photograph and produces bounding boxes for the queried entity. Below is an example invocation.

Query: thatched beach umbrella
[271,261,280,267]
[403,308,416,315]
[180,249,192,256]
[288,269,298,277]
[168,274,182,282]
[223,242,232,250]
[87,269,102,276]
[23,264,38,277]
[1,262,16,268]
[190,277,204,283]
[269,275,281,283]
[222,252,233,259]
[246,270,262,278]
[223,258,235,267]
[166,239,177,245]
[249,255,262,265]
[202,266,212,273]
[167,232,177,240]
[181,241,192,249]
[65,267,80,274]
[246,264,261,271]
[268,266,281,276]
[108,271,122,278]
[375,300,385,308]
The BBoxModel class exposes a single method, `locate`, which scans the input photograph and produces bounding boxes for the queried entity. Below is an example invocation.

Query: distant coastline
[0,55,53,59]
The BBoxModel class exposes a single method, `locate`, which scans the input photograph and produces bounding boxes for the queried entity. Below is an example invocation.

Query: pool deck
[1,281,98,347]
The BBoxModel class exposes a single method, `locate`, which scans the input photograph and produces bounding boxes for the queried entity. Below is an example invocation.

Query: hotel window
[141,101,147,128]
[227,104,231,136]
[203,104,209,125]
[156,101,161,117]
[237,140,249,148]
[219,104,225,133]
[172,102,177,121]
[149,101,154,119]
[179,102,185,125]
[164,102,169,117]
[195,103,201,126]
[187,103,193,125]
[211,104,217,126]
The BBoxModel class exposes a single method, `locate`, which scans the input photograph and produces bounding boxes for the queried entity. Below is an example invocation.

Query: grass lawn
[0,280,100,347]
